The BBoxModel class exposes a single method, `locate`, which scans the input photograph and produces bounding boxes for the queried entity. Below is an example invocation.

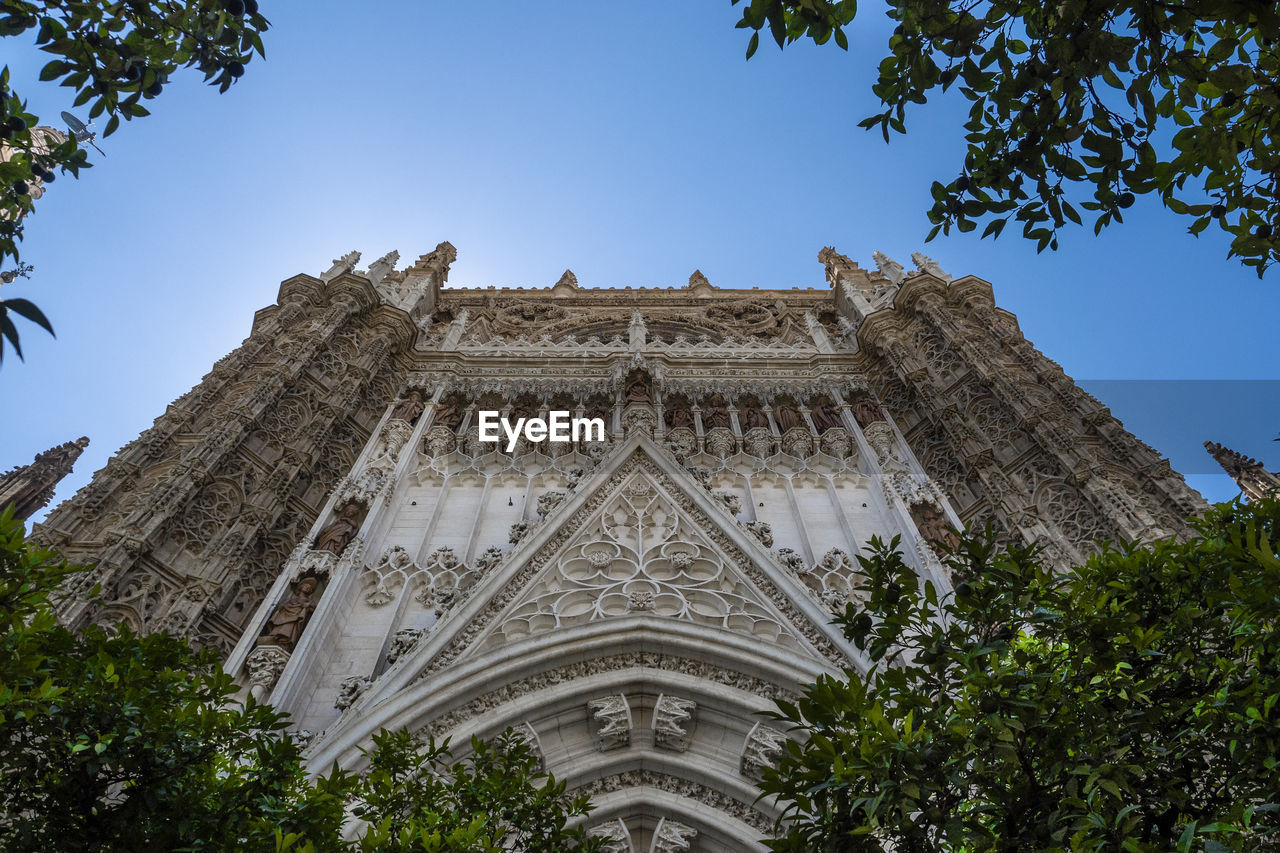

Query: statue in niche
[701,394,731,430]
[585,400,613,425]
[625,370,652,403]
[775,401,805,432]
[664,404,693,429]
[913,503,959,555]
[389,389,425,424]
[810,397,843,432]
[433,398,465,431]
[509,400,537,421]
[314,502,362,555]
[257,577,319,651]
[740,403,769,430]
[853,396,886,427]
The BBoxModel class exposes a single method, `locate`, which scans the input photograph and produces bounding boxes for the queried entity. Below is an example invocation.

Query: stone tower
[38,245,1204,851]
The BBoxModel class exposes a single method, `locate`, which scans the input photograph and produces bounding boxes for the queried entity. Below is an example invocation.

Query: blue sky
[3,0,1277,515]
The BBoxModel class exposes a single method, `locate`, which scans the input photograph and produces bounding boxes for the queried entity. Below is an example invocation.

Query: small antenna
[61,111,106,156]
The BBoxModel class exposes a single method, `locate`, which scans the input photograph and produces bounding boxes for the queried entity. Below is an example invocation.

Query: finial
[554,269,578,289]
[911,252,952,283]
[872,251,906,285]
[320,250,361,282]
[688,270,711,289]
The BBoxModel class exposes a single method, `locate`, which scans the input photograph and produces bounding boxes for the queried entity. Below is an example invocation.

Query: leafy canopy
[0,505,600,851]
[0,0,269,363]
[733,0,1280,276]
[759,498,1280,851]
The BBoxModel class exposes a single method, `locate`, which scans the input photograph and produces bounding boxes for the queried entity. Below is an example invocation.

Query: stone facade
[37,245,1204,851]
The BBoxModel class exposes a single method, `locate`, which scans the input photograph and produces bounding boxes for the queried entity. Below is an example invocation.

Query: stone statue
[810,397,843,432]
[701,395,730,430]
[434,399,465,430]
[389,389,425,424]
[913,503,959,553]
[664,405,693,429]
[257,577,318,651]
[740,405,769,431]
[625,370,652,403]
[775,401,805,432]
[314,502,361,555]
[853,397,885,427]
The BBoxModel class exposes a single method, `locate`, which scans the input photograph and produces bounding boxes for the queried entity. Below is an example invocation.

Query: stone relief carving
[495,474,799,648]
[314,502,363,555]
[588,694,632,751]
[652,818,697,853]
[745,521,773,548]
[741,721,789,779]
[586,819,633,853]
[386,627,425,666]
[334,675,371,711]
[245,644,290,701]
[576,770,776,837]
[652,694,697,751]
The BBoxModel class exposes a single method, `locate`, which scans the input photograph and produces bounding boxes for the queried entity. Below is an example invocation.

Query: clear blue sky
[3,1,1277,515]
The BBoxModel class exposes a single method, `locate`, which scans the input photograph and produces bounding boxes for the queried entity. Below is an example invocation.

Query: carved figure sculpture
[625,370,651,403]
[389,389,425,424]
[314,502,361,555]
[433,399,465,430]
[664,405,692,429]
[740,404,769,430]
[775,401,805,432]
[257,577,318,651]
[810,397,843,432]
[853,396,886,427]
[701,394,730,429]
[913,502,960,554]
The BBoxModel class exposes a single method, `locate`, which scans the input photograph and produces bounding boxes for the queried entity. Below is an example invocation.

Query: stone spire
[1204,441,1280,502]
[0,437,89,520]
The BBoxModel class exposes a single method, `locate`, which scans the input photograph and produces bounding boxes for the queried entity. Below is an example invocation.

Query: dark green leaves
[0,0,272,365]
[760,499,1280,851]
[733,0,1280,277]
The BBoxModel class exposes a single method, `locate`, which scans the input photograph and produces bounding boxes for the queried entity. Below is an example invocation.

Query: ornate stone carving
[388,389,426,424]
[703,427,735,458]
[741,721,789,779]
[712,490,741,516]
[745,521,773,548]
[245,644,290,701]
[781,427,814,458]
[742,427,775,458]
[776,547,805,575]
[622,406,656,436]
[653,694,697,751]
[588,694,632,751]
[509,519,531,544]
[663,428,696,461]
[386,627,425,666]
[586,819,633,853]
[537,490,567,518]
[334,675,371,711]
[576,770,776,837]
[652,818,697,853]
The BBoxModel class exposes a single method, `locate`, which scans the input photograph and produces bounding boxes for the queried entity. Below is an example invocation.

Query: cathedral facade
[37,244,1204,851]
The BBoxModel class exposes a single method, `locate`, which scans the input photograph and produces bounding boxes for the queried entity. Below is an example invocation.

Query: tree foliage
[733,0,1280,276]
[0,505,599,851]
[0,0,269,362]
[759,498,1280,851]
